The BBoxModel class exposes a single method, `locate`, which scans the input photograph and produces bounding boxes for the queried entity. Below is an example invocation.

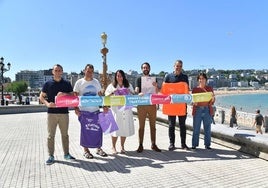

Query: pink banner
[151,94,171,104]
[55,95,79,107]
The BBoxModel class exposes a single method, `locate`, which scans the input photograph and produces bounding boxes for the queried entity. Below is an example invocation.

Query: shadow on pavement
[54,154,163,174]
[54,147,254,173]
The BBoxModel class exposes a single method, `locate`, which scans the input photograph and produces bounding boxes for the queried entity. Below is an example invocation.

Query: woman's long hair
[113,70,130,88]
[231,106,237,116]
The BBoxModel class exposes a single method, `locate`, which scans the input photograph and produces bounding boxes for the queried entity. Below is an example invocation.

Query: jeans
[192,106,212,148]
[168,115,187,146]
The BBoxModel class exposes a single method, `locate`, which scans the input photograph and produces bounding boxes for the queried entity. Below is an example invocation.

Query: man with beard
[135,62,161,153]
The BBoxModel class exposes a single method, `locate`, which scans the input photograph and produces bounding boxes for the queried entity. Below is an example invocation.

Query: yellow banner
[103,96,126,106]
[192,92,213,103]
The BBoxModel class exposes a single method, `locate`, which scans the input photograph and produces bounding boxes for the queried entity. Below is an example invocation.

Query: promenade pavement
[1,108,268,188]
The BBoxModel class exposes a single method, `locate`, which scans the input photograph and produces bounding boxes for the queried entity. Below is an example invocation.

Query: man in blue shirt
[40,64,75,165]
[163,60,189,151]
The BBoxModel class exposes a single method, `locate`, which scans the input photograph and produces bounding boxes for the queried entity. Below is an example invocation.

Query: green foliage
[6,81,28,104]
[158,71,166,77]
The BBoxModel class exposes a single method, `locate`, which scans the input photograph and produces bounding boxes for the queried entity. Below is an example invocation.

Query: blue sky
[1,0,267,81]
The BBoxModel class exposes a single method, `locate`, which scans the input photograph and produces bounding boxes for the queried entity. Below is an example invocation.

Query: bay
[215,93,268,115]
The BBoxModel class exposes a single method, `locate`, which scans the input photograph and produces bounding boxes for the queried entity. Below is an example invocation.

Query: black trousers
[168,115,187,146]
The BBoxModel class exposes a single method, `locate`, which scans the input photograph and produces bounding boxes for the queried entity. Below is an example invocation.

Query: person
[163,60,189,150]
[211,105,216,124]
[230,106,238,128]
[265,115,268,133]
[39,64,76,165]
[73,64,108,159]
[191,72,215,150]
[135,62,161,153]
[253,109,264,134]
[105,70,135,154]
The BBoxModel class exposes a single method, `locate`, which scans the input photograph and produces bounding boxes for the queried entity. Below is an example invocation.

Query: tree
[159,71,166,77]
[6,81,28,104]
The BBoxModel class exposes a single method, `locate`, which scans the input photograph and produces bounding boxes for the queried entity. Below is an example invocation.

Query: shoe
[120,149,127,154]
[191,146,196,150]
[151,144,162,152]
[46,155,55,165]
[136,145,143,153]
[96,149,108,157]
[84,151,94,159]
[64,153,76,160]
[206,146,212,150]
[168,144,175,151]
[181,144,190,150]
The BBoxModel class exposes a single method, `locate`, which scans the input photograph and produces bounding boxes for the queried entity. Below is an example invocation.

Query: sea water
[215,93,268,114]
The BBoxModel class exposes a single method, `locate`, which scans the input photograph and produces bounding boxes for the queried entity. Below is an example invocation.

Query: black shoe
[206,146,212,150]
[137,145,144,153]
[191,146,196,150]
[168,144,175,151]
[181,144,189,150]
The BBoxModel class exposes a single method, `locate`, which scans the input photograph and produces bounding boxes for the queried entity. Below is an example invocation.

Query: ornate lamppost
[100,32,109,91]
[0,57,11,106]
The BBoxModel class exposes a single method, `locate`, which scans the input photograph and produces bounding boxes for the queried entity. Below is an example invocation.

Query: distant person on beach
[39,64,76,165]
[211,105,216,124]
[135,62,161,153]
[191,72,215,150]
[253,109,264,134]
[265,115,268,133]
[230,106,238,128]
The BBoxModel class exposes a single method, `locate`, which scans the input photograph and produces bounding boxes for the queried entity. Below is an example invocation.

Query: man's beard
[143,70,149,75]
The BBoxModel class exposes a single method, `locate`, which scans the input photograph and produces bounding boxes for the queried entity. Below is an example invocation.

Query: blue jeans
[192,106,212,148]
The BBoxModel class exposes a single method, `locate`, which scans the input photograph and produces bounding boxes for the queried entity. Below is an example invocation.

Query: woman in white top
[105,70,135,154]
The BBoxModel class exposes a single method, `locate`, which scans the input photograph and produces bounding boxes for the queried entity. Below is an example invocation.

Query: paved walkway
[152,108,268,160]
[1,111,268,188]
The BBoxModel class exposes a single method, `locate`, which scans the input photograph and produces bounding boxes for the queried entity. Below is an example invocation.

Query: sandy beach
[214,88,268,96]
[212,88,268,128]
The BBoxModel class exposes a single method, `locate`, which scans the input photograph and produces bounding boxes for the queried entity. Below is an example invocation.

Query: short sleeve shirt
[42,78,73,114]
[73,78,101,112]
[255,114,264,125]
[164,72,189,85]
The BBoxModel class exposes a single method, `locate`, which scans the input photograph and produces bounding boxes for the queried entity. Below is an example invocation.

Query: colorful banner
[55,95,79,107]
[55,92,212,107]
[103,96,126,106]
[151,94,171,104]
[80,96,103,107]
[192,92,213,103]
[171,94,192,103]
[161,82,189,116]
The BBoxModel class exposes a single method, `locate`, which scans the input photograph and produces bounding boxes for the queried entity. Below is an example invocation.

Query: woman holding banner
[191,72,215,150]
[105,70,135,154]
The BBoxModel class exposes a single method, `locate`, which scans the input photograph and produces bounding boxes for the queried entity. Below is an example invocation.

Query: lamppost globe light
[101,32,107,47]
[0,56,11,106]
[7,62,11,70]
